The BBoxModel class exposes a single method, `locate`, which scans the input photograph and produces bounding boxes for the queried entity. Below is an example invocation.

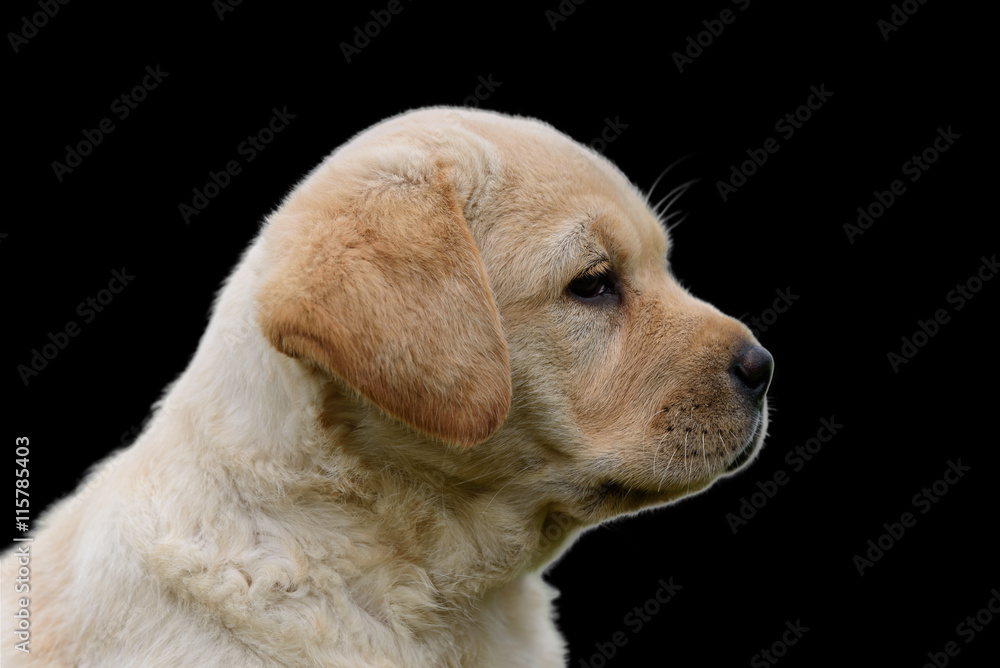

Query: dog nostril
[730,345,774,404]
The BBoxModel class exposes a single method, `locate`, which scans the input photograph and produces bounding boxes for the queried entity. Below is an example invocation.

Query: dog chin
[577,476,716,520]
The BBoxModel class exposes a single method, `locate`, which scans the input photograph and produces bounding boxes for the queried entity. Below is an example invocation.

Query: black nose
[730,345,774,405]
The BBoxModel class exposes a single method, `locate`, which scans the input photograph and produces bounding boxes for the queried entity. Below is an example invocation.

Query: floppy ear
[255,151,511,447]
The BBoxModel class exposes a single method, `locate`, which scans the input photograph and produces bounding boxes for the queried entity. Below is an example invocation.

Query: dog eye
[567,269,618,301]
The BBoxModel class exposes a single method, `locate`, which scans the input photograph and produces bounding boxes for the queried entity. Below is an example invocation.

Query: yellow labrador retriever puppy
[1,107,772,666]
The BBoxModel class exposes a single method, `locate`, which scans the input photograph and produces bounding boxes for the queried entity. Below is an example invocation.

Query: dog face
[256,107,771,545]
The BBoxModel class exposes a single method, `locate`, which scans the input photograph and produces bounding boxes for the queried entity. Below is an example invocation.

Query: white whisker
[684,431,691,496]
[657,444,677,493]
[644,156,690,204]
[653,179,698,218]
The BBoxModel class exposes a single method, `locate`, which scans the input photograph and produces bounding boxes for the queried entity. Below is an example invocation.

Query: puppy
[1,107,772,666]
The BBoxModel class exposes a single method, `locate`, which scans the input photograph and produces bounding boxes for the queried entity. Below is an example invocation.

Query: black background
[5,1,996,666]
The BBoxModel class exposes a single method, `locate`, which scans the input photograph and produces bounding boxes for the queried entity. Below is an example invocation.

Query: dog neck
[137,244,576,653]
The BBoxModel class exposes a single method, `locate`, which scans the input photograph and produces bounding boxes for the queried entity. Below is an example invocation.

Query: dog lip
[725,416,763,473]
[584,480,667,512]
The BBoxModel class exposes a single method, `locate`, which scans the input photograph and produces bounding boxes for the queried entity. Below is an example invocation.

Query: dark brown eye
[567,269,618,301]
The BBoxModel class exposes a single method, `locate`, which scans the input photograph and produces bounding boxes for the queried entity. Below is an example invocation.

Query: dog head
[255,107,772,535]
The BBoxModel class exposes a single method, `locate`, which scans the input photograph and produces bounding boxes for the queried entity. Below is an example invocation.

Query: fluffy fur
[1,107,770,666]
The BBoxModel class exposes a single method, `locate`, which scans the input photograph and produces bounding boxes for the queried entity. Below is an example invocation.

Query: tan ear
[256,153,511,447]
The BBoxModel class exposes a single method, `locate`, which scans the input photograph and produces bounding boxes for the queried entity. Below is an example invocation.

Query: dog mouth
[575,407,768,518]
[724,413,765,473]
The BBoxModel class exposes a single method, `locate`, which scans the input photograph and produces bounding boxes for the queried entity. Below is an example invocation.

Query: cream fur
[1,107,770,666]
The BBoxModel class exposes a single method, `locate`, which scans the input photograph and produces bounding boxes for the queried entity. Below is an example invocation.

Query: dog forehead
[370,108,641,201]
[466,118,667,275]
[336,107,668,273]
[411,110,661,239]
